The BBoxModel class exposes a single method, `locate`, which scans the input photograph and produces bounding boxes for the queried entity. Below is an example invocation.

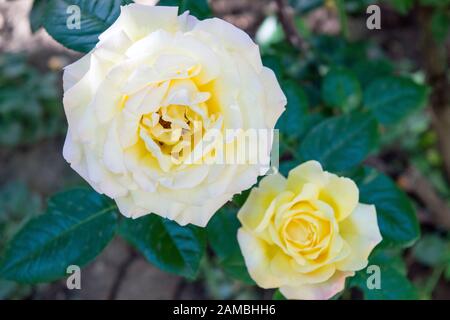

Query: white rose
[62,4,286,226]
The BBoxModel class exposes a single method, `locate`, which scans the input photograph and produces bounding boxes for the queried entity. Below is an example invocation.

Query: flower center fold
[280,202,332,256]
[122,78,221,172]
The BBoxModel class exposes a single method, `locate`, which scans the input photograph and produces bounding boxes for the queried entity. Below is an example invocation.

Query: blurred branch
[107,250,137,300]
[422,265,445,299]
[418,6,450,183]
[275,0,308,51]
[401,166,450,231]
[335,0,349,39]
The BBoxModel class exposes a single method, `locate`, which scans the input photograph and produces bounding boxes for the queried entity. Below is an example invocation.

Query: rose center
[126,78,222,172]
[285,218,317,247]
[139,103,205,156]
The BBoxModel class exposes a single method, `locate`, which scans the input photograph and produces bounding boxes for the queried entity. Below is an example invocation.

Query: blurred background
[0,0,449,299]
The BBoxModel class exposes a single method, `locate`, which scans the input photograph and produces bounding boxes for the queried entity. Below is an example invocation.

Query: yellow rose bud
[237,160,382,299]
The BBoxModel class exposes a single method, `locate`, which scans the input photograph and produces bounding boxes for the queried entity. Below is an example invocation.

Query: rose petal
[280,271,354,300]
[336,204,382,271]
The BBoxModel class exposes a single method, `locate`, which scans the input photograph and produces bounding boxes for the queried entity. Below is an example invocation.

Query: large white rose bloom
[62,4,286,226]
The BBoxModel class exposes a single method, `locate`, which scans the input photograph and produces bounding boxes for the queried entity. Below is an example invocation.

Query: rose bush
[62,4,286,226]
[0,0,426,300]
[237,161,382,299]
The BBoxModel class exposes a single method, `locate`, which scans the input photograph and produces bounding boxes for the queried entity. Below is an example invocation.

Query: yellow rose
[62,4,286,226]
[237,161,382,299]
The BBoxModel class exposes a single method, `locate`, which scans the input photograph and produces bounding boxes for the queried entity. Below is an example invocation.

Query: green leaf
[353,167,420,248]
[207,207,254,284]
[350,249,419,299]
[0,189,117,283]
[262,55,284,79]
[388,0,415,15]
[311,35,368,67]
[0,181,42,249]
[351,59,393,88]
[299,112,378,172]
[288,0,324,14]
[431,11,450,43]
[272,289,286,300]
[29,0,48,33]
[363,76,428,125]
[43,0,133,52]
[419,0,450,7]
[276,80,309,139]
[445,264,450,281]
[279,159,299,177]
[370,248,408,275]
[158,0,211,19]
[412,234,449,267]
[351,266,419,299]
[119,214,206,279]
[344,0,378,13]
[232,189,251,207]
[321,67,361,111]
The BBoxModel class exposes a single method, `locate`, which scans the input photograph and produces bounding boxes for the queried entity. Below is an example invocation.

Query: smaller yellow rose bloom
[237,161,382,300]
